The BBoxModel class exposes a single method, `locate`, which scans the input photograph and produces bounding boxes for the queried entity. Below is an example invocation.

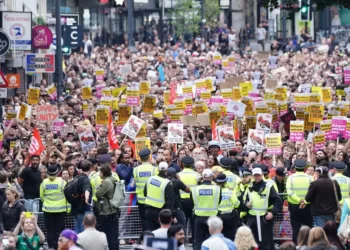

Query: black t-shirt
[71,173,92,215]
[19,167,42,199]
[170,179,187,210]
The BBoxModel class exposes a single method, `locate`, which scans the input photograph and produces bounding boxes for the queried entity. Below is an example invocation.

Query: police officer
[191,169,221,250]
[178,156,201,230]
[256,164,278,192]
[133,148,158,231]
[40,165,68,249]
[243,168,282,250]
[216,173,240,241]
[331,161,350,205]
[286,159,313,243]
[220,158,241,191]
[236,168,252,224]
[144,162,174,231]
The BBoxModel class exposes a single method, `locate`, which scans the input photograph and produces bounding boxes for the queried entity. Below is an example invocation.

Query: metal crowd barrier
[20,193,292,241]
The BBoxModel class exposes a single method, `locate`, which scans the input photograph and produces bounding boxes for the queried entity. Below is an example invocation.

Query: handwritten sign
[36,105,59,122]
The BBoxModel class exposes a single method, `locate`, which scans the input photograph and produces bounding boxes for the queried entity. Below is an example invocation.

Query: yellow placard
[246,116,256,130]
[136,123,147,138]
[143,95,156,113]
[82,86,92,100]
[309,103,324,123]
[135,138,151,161]
[242,98,255,116]
[164,90,170,106]
[118,105,131,122]
[193,104,206,115]
[290,122,304,132]
[96,108,109,125]
[278,102,288,114]
[314,133,325,144]
[120,95,127,104]
[182,86,193,95]
[294,94,310,103]
[240,82,253,97]
[222,59,229,68]
[170,111,182,122]
[196,80,206,90]
[112,86,126,97]
[206,78,213,91]
[221,89,233,99]
[232,87,241,101]
[174,99,186,111]
[320,120,331,132]
[265,133,282,149]
[209,110,221,124]
[264,90,276,100]
[255,105,268,113]
[184,97,193,107]
[322,88,332,103]
[100,98,112,107]
[153,110,163,119]
[47,85,57,97]
[310,93,321,103]
[102,88,111,97]
[18,103,28,121]
[112,99,119,111]
[201,90,211,100]
[27,88,40,105]
[140,81,150,95]
[267,100,278,111]
[336,89,345,97]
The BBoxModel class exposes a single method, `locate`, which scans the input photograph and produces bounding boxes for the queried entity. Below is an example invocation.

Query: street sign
[0,88,7,98]
[63,25,83,49]
[25,54,55,74]
[0,71,9,88]
[51,35,64,49]
[0,31,10,56]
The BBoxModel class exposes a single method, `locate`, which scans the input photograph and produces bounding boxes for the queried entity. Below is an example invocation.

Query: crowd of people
[1,22,350,250]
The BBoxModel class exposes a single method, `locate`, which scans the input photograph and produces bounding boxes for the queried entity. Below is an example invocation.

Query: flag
[29,128,45,156]
[108,112,120,150]
[212,120,218,141]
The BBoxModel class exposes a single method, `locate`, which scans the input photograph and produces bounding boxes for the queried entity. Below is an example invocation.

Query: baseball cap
[212,166,224,173]
[276,167,287,177]
[60,229,78,243]
[252,168,262,175]
[159,162,169,171]
[202,169,213,178]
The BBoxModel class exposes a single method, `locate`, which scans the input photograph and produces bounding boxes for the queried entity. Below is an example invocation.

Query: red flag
[108,113,120,150]
[212,120,218,141]
[29,128,45,156]
[127,139,136,156]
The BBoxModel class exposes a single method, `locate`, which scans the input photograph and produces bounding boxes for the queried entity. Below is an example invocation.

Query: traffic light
[300,0,310,21]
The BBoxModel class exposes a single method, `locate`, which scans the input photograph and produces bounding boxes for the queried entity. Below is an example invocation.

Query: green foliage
[260,0,350,11]
[204,0,220,27]
[36,17,46,25]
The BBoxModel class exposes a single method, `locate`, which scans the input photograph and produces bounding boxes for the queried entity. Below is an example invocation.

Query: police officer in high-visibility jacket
[243,168,282,250]
[191,169,221,250]
[144,162,174,231]
[216,173,240,241]
[40,165,68,249]
[219,158,241,191]
[235,168,252,224]
[133,148,158,231]
[178,156,201,229]
[331,161,350,206]
[286,159,313,243]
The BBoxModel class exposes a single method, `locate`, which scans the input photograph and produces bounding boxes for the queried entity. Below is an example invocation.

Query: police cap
[220,157,233,168]
[241,168,252,176]
[138,148,151,159]
[216,173,227,183]
[181,156,195,166]
[332,161,346,170]
[294,159,307,170]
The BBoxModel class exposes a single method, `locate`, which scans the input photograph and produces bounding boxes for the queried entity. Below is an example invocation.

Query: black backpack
[64,175,84,204]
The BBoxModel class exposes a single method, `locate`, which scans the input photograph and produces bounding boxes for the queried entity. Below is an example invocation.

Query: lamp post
[55,0,63,102]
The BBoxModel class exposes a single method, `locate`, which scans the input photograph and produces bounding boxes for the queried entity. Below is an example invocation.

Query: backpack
[109,180,125,208]
[64,175,85,204]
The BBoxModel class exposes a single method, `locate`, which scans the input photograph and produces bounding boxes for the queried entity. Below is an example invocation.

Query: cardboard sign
[82,86,92,100]
[47,84,57,100]
[79,130,96,152]
[320,120,334,140]
[168,123,183,144]
[27,87,40,105]
[140,81,150,95]
[226,100,246,117]
[18,103,29,121]
[126,87,140,106]
[313,131,326,152]
[345,119,350,139]
[256,113,272,133]
[95,107,109,126]
[290,121,304,142]
[247,129,264,152]
[265,133,282,154]
[217,125,235,149]
[121,115,145,139]
[220,76,243,89]
[135,137,151,161]
[118,105,131,122]
[309,103,324,123]
[331,116,347,138]
[6,74,20,88]
[180,116,197,126]
[143,95,156,113]
[344,67,350,85]
[265,79,278,89]
[52,118,64,133]
[36,105,59,122]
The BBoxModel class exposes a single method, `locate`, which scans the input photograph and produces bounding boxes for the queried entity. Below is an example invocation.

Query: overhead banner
[25,54,55,73]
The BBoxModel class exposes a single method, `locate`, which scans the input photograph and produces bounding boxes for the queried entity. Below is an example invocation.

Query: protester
[234,226,257,250]
[307,227,337,250]
[167,224,186,250]
[58,229,82,250]
[152,209,172,238]
[297,226,310,250]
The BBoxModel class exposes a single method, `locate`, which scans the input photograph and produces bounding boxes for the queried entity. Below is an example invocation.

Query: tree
[260,0,350,11]
[204,0,220,27]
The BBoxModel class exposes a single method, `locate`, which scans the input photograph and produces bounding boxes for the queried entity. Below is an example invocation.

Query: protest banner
[313,131,326,152]
[46,84,57,100]
[170,110,182,123]
[299,84,312,93]
[201,90,211,105]
[346,119,350,139]
[95,84,104,98]
[164,90,170,106]
[18,103,29,121]
[61,125,75,137]
[265,133,282,154]
[121,115,145,139]
[102,88,111,97]
[135,138,151,161]
[27,87,40,105]
[182,86,193,98]
[95,106,109,126]
[52,118,64,133]
[82,86,92,100]
[322,87,332,103]
[217,125,235,149]
[320,120,333,140]
[290,121,304,142]
[168,123,184,144]
[153,110,163,119]
[111,86,126,97]
[79,130,96,152]
[247,129,264,152]
[226,100,246,118]
[256,113,272,133]
[36,105,59,122]
[126,87,140,106]
[246,116,256,130]
[143,95,156,113]
[240,82,253,96]
[331,116,347,138]
[294,93,310,104]
[136,123,147,138]
[308,103,324,123]
[100,97,112,108]
[344,67,350,85]
[140,81,150,95]
[118,105,132,122]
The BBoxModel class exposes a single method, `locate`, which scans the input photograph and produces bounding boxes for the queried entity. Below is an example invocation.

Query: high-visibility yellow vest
[218,187,239,213]
[223,170,240,191]
[236,182,249,218]
[192,185,220,217]
[90,172,120,203]
[178,168,200,199]
[332,173,350,205]
[40,177,68,213]
[133,163,158,204]
[244,182,272,216]
[286,172,312,205]
[145,176,170,208]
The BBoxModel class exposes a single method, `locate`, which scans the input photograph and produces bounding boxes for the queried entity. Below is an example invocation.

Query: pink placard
[126,97,139,106]
[211,97,223,105]
[344,68,350,84]
[331,118,347,137]
[96,85,104,99]
[52,120,64,133]
[290,132,304,142]
[266,148,282,155]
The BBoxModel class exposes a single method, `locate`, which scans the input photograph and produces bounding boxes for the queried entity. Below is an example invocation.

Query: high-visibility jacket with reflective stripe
[90,171,120,202]
[244,182,272,216]
[286,172,312,205]
[332,173,350,205]
[133,163,158,204]
[218,187,240,213]
[178,168,200,199]
[192,185,220,217]
[223,170,241,191]
[40,177,68,213]
[145,176,170,208]
[235,182,249,218]
[264,178,278,210]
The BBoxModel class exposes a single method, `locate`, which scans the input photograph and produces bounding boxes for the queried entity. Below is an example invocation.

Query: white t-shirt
[255,28,266,41]
[152,228,168,238]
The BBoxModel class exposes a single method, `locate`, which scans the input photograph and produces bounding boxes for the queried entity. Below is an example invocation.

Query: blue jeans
[74,213,85,234]
[26,199,40,212]
[314,214,334,227]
